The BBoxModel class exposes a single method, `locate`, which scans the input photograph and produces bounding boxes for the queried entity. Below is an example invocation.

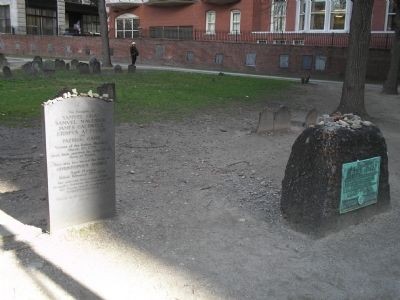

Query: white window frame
[115,13,139,39]
[330,0,348,31]
[385,0,396,32]
[206,10,216,34]
[295,0,352,33]
[297,0,307,31]
[230,10,241,34]
[271,0,287,32]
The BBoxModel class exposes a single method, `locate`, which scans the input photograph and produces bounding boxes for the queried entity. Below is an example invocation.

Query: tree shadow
[0,224,104,300]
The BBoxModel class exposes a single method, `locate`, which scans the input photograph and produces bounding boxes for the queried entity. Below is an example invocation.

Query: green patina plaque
[340,156,381,214]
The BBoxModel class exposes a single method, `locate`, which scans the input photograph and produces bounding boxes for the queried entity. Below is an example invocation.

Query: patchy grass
[0,69,293,126]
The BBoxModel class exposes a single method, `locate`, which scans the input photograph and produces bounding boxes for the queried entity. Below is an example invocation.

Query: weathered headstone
[281,116,390,235]
[33,56,43,69]
[22,62,37,76]
[0,53,7,68]
[97,83,116,101]
[128,64,136,73]
[55,58,66,70]
[43,90,115,232]
[43,60,56,75]
[256,105,292,133]
[78,62,90,74]
[304,108,318,128]
[70,59,79,70]
[273,105,291,131]
[2,66,12,78]
[89,57,101,74]
[256,107,274,133]
[32,61,42,73]
[114,65,123,73]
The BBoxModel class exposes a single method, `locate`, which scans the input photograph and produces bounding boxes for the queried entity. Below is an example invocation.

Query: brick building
[0,0,99,36]
[106,0,395,41]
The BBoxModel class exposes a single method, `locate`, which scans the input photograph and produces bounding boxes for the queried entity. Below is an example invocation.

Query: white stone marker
[43,95,115,232]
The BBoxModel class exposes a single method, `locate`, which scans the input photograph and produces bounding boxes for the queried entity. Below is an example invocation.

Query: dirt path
[0,82,399,299]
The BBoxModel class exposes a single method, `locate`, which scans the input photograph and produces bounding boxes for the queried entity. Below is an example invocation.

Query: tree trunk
[98,0,112,67]
[382,0,400,94]
[336,0,374,117]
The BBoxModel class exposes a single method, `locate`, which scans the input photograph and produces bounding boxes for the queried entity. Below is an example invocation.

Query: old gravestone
[70,59,79,70]
[2,66,12,78]
[304,108,318,128]
[256,105,291,133]
[0,53,8,68]
[78,62,90,74]
[281,115,390,235]
[43,90,115,232]
[22,62,38,76]
[128,64,136,73]
[114,65,123,73]
[33,56,43,69]
[43,60,56,74]
[89,57,101,74]
[55,58,66,70]
[97,83,116,101]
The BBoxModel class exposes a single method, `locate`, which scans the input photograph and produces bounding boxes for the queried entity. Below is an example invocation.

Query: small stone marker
[256,105,292,133]
[43,60,55,73]
[33,56,43,69]
[304,108,318,127]
[114,65,123,73]
[43,89,115,232]
[55,58,66,70]
[78,62,90,74]
[256,107,274,133]
[89,57,101,74]
[128,64,136,73]
[70,59,79,70]
[97,83,116,101]
[281,115,390,235]
[2,66,12,78]
[0,53,7,68]
[22,62,37,76]
[273,105,291,131]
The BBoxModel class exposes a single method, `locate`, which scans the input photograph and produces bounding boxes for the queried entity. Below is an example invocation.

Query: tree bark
[336,0,374,117]
[98,0,112,67]
[382,0,400,94]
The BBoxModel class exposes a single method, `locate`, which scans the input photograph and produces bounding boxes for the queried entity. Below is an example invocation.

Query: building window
[230,10,241,34]
[82,15,100,35]
[280,54,289,68]
[272,0,287,32]
[0,5,10,33]
[297,0,350,32]
[298,0,306,31]
[330,0,347,30]
[116,13,140,38]
[26,7,57,35]
[310,0,326,30]
[206,11,216,34]
[386,0,396,31]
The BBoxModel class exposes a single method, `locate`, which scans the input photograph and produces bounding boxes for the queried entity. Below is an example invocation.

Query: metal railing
[1,26,394,49]
[128,28,393,49]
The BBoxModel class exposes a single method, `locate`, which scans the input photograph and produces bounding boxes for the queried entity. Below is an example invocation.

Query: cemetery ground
[1,68,400,299]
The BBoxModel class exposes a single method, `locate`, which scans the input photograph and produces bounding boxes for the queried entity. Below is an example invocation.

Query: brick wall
[0,34,390,80]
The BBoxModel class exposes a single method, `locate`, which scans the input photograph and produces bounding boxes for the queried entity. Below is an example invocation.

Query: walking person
[130,42,139,66]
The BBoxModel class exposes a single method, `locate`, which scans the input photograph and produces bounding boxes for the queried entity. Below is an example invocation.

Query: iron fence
[0,26,394,49]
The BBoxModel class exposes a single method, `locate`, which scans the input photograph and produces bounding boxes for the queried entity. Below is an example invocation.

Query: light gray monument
[43,92,115,232]
[256,105,291,134]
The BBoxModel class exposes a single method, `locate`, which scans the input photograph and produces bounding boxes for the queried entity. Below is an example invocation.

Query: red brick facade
[107,0,390,37]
